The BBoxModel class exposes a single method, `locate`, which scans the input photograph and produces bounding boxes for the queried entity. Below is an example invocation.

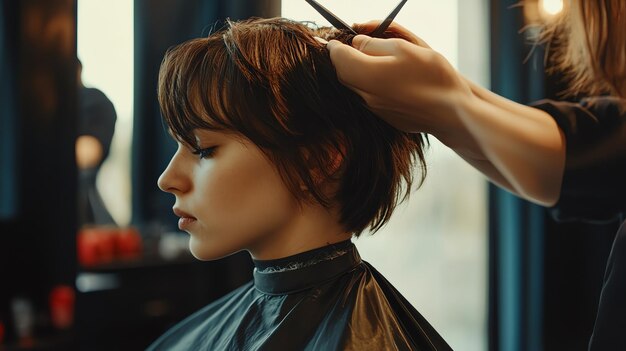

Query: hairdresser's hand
[327,25,471,136]
[353,20,431,48]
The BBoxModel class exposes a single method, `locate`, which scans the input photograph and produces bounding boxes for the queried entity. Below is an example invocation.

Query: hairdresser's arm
[455,90,566,206]
[328,35,566,206]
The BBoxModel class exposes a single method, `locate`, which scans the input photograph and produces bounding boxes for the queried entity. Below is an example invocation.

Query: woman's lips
[178,217,197,231]
[173,208,197,230]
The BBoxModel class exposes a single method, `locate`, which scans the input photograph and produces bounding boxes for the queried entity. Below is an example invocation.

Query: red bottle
[49,285,75,330]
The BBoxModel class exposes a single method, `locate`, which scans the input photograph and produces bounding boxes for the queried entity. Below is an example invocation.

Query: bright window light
[78,0,133,226]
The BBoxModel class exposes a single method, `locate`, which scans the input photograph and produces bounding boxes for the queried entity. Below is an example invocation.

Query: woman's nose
[157,151,191,194]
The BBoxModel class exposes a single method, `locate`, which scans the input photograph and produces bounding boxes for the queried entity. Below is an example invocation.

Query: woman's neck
[247,202,352,260]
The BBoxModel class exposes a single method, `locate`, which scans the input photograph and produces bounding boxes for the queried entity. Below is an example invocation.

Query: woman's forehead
[193,128,226,139]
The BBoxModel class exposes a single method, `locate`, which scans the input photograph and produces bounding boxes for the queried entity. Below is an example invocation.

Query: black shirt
[77,86,117,226]
[79,87,117,163]
[534,96,626,350]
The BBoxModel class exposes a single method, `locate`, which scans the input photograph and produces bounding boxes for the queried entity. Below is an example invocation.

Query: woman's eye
[192,146,217,159]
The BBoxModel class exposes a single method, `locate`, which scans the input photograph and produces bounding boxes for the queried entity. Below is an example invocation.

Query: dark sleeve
[531,97,626,223]
[79,88,117,159]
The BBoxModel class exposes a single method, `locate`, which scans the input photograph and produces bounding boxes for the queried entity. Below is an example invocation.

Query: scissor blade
[370,0,408,37]
[305,0,358,35]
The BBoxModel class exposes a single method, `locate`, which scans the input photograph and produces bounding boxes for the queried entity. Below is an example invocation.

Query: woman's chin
[189,239,240,261]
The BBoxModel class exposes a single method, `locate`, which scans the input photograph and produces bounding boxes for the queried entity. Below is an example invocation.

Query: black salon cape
[533,97,626,351]
[147,240,452,350]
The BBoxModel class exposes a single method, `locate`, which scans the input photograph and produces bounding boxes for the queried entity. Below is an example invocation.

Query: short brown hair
[158,18,428,235]
[542,0,626,97]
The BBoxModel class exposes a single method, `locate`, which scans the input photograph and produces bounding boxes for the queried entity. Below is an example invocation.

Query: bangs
[158,36,236,147]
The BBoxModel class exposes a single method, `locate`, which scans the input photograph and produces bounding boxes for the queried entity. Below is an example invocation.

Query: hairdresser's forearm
[432,116,520,196]
[441,93,566,206]
[465,78,530,116]
[456,153,518,193]
[455,77,549,195]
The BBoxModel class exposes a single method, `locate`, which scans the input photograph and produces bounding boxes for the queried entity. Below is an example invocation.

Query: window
[77,0,134,225]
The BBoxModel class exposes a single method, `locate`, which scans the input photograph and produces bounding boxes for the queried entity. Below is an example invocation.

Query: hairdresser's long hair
[543,0,626,98]
[158,18,428,236]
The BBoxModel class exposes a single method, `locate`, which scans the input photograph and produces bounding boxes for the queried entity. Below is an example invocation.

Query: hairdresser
[327,1,625,350]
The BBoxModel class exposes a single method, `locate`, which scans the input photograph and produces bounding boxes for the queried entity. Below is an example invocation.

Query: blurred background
[0,0,618,350]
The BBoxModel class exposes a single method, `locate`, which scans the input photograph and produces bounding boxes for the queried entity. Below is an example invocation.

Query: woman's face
[157,129,300,260]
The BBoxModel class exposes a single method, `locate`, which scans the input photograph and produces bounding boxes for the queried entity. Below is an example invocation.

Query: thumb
[327,39,388,91]
[351,35,402,57]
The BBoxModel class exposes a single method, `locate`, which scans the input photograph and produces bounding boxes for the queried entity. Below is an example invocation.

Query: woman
[149,18,451,350]
[327,1,626,349]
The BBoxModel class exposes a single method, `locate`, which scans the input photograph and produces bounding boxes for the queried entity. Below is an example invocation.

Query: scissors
[304,0,408,37]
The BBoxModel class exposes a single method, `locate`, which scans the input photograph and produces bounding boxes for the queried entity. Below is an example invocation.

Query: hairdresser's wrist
[429,69,477,138]
[432,91,483,155]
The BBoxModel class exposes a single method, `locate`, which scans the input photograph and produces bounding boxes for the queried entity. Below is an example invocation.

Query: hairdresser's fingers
[353,20,431,48]
[327,39,392,90]
[388,23,431,48]
[352,35,408,57]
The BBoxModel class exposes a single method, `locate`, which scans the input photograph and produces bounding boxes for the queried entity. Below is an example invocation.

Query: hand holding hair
[328,23,566,206]
[328,32,472,136]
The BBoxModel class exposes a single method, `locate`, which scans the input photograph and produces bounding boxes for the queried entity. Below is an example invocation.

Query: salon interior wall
[0,0,78,344]
[0,0,17,221]
[283,1,489,351]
